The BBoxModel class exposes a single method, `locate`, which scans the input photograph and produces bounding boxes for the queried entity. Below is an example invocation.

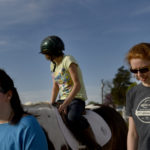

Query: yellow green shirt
[50,55,87,101]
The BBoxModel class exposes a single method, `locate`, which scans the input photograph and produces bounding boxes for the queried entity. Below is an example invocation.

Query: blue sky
[0,0,150,104]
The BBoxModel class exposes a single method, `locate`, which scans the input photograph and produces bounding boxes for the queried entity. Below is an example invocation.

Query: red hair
[126,43,150,64]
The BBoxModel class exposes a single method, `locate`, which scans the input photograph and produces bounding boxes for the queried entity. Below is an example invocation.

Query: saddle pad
[53,106,112,149]
[52,106,80,150]
[83,110,111,146]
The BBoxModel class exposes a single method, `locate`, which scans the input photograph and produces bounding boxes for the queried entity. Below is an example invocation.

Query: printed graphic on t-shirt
[135,97,150,123]
[54,67,73,98]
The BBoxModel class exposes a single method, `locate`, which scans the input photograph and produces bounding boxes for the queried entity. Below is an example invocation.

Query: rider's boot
[82,126,102,150]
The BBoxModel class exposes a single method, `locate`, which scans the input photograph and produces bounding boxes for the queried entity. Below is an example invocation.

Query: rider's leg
[66,99,102,150]
[66,99,88,130]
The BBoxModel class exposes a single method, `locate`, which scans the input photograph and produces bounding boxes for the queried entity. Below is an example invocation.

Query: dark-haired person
[126,43,150,150]
[40,35,101,149]
[0,69,48,150]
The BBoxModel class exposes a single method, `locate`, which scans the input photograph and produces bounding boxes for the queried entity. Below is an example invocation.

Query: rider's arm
[50,75,59,104]
[127,116,139,150]
[59,63,81,111]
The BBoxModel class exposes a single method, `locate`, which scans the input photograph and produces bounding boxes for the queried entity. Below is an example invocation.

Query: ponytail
[10,87,25,124]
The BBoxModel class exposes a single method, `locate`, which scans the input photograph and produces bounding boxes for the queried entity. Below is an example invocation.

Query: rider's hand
[59,104,67,114]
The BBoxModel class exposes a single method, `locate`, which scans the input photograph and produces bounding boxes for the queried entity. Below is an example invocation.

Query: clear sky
[0,0,150,104]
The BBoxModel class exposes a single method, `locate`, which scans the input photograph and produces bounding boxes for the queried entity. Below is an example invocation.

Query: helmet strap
[52,61,56,72]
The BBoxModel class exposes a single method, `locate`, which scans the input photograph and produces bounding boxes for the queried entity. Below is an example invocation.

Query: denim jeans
[57,99,89,131]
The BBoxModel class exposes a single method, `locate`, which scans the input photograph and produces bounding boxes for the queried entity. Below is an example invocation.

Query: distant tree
[100,79,112,103]
[127,82,137,92]
[111,66,133,106]
[103,80,112,96]
[103,93,115,108]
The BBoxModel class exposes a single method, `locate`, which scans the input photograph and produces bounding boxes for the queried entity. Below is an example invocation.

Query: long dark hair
[0,69,25,124]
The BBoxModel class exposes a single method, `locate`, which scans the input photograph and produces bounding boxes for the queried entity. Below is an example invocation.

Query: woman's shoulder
[63,55,78,64]
[127,83,142,96]
[63,55,78,69]
[17,116,48,150]
[19,115,39,128]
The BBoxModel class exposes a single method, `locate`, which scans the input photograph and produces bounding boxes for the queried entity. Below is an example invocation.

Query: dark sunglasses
[130,67,150,74]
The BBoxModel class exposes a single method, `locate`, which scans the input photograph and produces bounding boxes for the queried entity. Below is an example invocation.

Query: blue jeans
[57,99,89,131]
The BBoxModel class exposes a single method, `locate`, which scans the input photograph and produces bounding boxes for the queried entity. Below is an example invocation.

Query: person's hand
[50,100,57,106]
[59,103,67,114]
[50,102,54,105]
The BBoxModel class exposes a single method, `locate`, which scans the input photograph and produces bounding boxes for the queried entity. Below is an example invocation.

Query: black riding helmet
[40,35,65,57]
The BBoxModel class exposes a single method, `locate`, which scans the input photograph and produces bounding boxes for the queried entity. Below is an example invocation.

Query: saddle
[52,102,112,150]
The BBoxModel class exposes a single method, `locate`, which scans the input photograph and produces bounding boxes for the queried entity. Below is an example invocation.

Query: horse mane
[23,101,50,107]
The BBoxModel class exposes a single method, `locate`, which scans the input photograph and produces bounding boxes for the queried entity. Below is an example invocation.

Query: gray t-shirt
[126,83,150,150]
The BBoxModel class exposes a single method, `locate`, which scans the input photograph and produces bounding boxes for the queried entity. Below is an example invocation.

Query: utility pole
[101,79,104,104]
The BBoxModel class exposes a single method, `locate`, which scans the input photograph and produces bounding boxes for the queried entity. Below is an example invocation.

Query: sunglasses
[130,67,150,74]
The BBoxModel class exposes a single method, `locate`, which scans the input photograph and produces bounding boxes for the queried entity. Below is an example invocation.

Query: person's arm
[127,116,139,150]
[50,74,59,104]
[59,63,81,113]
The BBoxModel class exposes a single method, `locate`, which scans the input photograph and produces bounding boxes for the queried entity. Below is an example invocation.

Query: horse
[23,102,128,150]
